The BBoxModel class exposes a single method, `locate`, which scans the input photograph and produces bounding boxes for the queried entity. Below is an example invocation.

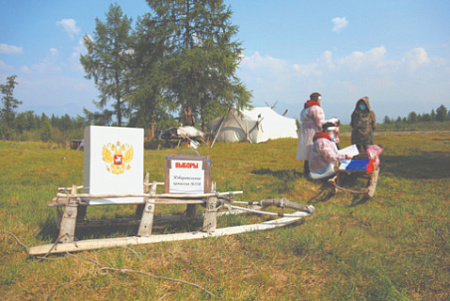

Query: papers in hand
[338,144,359,158]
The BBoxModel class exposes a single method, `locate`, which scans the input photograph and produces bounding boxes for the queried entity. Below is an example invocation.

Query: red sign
[175,162,199,169]
[114,154,123,165]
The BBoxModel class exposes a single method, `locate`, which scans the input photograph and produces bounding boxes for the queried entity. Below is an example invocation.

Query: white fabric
[210,107,298,143]
[296,106,325,160]
[309,161,336,179]
[309,138,346,179]
[177,126,204,138]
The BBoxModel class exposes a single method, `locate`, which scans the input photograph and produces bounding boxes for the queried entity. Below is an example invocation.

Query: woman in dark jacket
[350,96,376,152]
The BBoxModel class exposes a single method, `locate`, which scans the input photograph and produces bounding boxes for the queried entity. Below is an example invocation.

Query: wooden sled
[328,158,380,198]
[28,174,315,256]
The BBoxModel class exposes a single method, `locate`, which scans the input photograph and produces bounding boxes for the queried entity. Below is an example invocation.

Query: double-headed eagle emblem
[102,141,133,174]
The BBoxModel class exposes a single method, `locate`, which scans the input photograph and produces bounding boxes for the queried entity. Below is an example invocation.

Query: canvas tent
[210,107,298,144]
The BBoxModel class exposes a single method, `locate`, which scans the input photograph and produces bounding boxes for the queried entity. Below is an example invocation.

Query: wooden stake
[367,167,380,198]
[210,108,230,148]
[55,191,242,200]
[58,185,79,243]
[137,180,156,237]
[203,182,217,233]
[229,108,253,143]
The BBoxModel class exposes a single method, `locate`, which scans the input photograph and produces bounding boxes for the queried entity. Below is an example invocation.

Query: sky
[0,0,449,124]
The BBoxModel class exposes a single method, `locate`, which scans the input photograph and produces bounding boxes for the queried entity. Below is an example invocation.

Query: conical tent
[210,107,298,143]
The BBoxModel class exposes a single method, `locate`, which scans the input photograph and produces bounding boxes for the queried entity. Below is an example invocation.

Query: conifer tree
[80,4,133,126]
[436,104,448,121]
[431,109,436,121]
[407,111,418,123]
[128,14,176,138]
[144,0,252,129]
[0,75,22,140]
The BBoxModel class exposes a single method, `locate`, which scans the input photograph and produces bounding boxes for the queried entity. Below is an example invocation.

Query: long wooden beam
[55,191,243,200]
[28,212,309,256]
[47,198,209,207]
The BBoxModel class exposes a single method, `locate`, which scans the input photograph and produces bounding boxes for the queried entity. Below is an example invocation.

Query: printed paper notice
[338,144,359,158]
[169,159,204,194]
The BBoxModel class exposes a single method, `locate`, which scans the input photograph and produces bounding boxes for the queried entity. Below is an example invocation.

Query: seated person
[308,122,351,180]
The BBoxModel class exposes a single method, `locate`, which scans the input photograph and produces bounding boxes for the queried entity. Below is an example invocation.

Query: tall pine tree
[80,4,133,126]
[128,13,177,138]
[0,75,22,140]
[144,0,251,130]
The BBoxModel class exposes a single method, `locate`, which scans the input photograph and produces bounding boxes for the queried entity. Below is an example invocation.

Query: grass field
[1,132,449,300]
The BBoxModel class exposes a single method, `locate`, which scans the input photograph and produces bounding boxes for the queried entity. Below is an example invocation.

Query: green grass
[1,132,449,300]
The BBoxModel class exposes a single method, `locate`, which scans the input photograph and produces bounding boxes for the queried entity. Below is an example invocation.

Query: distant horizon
[14,101,448,127]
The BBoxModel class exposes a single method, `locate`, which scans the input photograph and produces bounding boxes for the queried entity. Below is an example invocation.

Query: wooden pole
[202,182,217,233]
[137,179,156,237]
[367,167,380,198]
[29,213,306,255]
[210,108,230,148]
[248,117,264,134]
[58,185,79,243]
[229,109,253,143]
[55,191,243,200]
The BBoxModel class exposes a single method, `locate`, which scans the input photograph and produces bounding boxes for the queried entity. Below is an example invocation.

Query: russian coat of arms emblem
[102,141,133,174]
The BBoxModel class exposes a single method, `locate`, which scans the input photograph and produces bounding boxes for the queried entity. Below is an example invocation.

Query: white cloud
[50,48,59,58]
[319,46,434,75]
[69,38,88,72]
[241,51,287,73]
[236,45,450,122]
[293,63,321,77]
[332,17,348,33]
[321,50,334,69]
[0,43,23,54]
[33,61,61,74]
[20,66,32,74]
[437,58,448,67]
[239,52,300,99]
[0,60,15,72]
[56,19,81,39]
[403,48,430,72]
[320,46,399,73]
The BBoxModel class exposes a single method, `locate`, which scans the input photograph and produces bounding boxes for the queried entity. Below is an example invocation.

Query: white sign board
[164,152,211,194]
[83,126,144,205]
[169,159,205,194]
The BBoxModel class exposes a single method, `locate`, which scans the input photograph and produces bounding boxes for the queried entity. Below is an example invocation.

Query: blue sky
[0,0,449,124]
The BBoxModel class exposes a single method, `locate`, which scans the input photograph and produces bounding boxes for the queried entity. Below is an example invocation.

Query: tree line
[383,104,449,124]
[2,73,448,142]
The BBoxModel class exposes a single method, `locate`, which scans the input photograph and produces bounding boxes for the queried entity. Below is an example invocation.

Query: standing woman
[296,92,326,176]
[350,96,376,153]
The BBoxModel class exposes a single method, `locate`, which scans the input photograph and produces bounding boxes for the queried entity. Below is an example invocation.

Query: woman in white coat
[309,123,351,180]
[296,92,326,176]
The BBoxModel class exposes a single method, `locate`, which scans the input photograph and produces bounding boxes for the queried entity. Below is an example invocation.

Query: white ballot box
[83,126,144,205]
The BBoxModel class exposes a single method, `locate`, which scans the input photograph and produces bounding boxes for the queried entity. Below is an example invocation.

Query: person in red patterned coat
[296,92,326,176]
[308,122,351,180]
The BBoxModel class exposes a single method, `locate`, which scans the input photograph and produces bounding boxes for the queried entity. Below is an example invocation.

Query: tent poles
[248,117,264,134]
[210,107,231,148]
[229,109,254,143]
